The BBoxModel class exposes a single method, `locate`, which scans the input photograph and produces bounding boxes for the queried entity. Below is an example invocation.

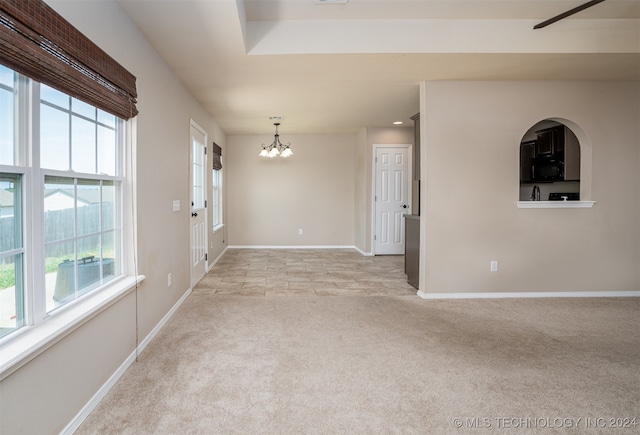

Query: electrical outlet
[168,273,172,287]
[298,228,303,236]
[490,261,498,272]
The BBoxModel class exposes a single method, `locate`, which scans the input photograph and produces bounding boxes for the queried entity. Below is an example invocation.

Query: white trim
[227,245,359,250]
[353,245,374,257]
[517,201,596,209]
[0,275,145,381]
[207,245,228,272]
[417,290,640,300]
[60,348,137,435]
[136,287,192,351]
[61,286,192,435]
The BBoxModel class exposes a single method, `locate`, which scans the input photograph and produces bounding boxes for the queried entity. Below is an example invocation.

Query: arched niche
[519,118,592,203]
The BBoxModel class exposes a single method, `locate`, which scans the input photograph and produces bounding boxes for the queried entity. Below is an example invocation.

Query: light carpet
[77,292,640,434]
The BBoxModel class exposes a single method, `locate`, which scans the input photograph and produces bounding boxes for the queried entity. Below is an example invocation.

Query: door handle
[192,212,198,217]
[402,204,408,209]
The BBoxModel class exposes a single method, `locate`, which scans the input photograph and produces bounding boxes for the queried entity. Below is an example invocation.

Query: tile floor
[193,248,417,297]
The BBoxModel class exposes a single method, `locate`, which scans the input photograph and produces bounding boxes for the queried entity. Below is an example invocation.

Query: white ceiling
[117,0,640,134]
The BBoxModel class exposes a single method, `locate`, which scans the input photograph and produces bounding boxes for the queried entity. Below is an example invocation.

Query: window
[212,166,222,229]
[0,64,125,339]
[211,142,223,231]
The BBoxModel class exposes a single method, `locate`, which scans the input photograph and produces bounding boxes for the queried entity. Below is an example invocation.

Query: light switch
[173,200,180,211]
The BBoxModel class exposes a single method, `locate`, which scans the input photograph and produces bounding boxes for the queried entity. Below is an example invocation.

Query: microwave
[532,157,563,181]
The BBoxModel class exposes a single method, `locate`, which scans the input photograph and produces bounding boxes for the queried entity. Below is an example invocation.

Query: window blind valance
[211,142,222,170]
[0,0,138,119]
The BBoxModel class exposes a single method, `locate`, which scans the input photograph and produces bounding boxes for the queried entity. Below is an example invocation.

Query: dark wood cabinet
[404,215,419,289]
[520,124,580,183]
[536,126,564,156]
[520,141,535,183]
[411,113,420,181]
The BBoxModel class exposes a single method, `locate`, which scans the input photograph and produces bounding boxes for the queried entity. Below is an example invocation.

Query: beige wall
[0,1,226,433]
[227,134,356,246]
[354,128,368,251]
[420,81,640,294]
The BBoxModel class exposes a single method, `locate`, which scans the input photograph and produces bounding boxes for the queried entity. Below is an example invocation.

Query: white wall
[227,134,356,246]
[420,81,640,295]
[0,1,226,433]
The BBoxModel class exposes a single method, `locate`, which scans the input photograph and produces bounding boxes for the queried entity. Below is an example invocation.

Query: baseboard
[137,287,192,351]
[353,245,373,257]
[61,286,193,435]
[207,245,228,272]
[227,245,359,250]
[417,290,640,300]
[61,347,137,435]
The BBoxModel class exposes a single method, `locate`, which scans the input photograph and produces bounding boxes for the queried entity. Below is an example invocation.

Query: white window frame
[0,69,143,380]
[212,164,223,232]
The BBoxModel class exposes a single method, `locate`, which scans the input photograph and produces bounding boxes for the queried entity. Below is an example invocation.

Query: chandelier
[259,123,293,158]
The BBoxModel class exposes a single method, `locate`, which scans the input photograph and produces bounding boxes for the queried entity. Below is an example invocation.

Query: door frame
[370,143,413,256]
[189,119,208,288]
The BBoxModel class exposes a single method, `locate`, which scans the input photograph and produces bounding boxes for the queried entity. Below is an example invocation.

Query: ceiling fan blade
[534,0,606,29]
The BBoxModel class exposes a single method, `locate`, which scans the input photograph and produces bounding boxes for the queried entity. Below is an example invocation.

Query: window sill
[0,274,145,381]
[517,201,596,209]
[213,224,225,233]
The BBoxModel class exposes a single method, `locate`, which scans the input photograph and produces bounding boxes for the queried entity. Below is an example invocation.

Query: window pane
[41,84,70,109]
[102,181,120,231]
[97,125,116,176]
[212,169,220,227]
[46,240,74,312]
[0,173,23,337]
[0,177,20,251]
[0,254,24,338]
[0,64,13,87]
[77,179,100,236]
[72,97,96,120]
[72,116,96,173]
[46,235,117,312]
[0,67,15,166]
[41,104,70,171]
[97,109,115,128]
[192,139,205,209]
[44,176,75,242]
[102,230,119,281]
[0,87,14,165]
[77,234,102,295]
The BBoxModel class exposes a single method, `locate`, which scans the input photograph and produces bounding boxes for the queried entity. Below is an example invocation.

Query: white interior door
[374,146,410,255]
[190,122,207,287]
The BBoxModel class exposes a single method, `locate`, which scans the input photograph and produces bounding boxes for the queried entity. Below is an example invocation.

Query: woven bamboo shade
[211,142,222,170]
[0,0,138,119]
